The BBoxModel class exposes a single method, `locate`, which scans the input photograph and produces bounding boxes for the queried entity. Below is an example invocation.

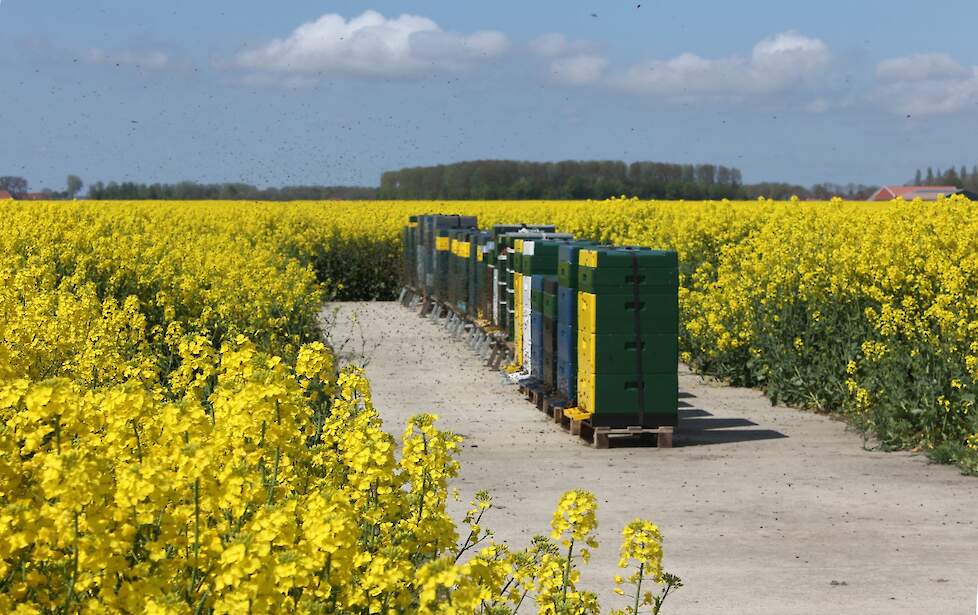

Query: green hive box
[434,230,452,300]
[557,261,575,288]
[577,291,678,335]
[511,248,524,274]
[578,247,678,269]
[578,332,677,374]
[578,266,679,294]
[524,256,559,276]
[523,238,573,275]
[543,292,557,319]
[577,372,678,427]
[531,288,543,312]
[557,241,600,287]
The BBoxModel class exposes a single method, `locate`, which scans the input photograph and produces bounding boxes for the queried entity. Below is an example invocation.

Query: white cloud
[84,48,171,70]
[530,33,607,86]
[530,33,598,58]
[876,53,969,82]
[610,32,831,99]
[873,53,978,115]
[235,10,508,78]
[549,54,608,86]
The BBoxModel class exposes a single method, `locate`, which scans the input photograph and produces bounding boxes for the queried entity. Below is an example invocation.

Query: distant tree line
[379,160,746,200]
[913,166,978,192]
[2,163,880,202]
[0,175,83,199]
[85,181,378,200]
[742,182,878,200]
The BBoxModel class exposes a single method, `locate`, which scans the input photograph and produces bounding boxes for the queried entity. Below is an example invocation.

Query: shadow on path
[675,400,787,446]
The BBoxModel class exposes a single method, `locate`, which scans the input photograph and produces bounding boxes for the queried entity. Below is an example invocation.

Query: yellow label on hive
[460,241,470,256]
[477,249,483,262]
[436,237,450,251]
[514,239,524,252]
[579,249,598,268]
[408,222,418,228]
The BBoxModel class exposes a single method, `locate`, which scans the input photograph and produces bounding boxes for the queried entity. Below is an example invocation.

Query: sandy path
[324,301,978,615]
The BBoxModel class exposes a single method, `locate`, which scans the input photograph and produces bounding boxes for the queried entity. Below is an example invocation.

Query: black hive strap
[631,252,646,427]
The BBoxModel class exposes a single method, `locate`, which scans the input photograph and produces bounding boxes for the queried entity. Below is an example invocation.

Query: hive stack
[555,241,597,403]
[452,228,478,316]
[520,237,572,381]
[471,231,491,320]
[512,238,525,361]
[541,276,559,392]
[448,230,464,311]
[576,247,680,428]
[495,230,558,368]
[513,234,573,376]
[530,275,544,377]
[422,215,477,302]
[401,216,419,289]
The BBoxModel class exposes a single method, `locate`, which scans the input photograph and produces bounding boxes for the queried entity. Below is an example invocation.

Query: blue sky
[2,0,978,191]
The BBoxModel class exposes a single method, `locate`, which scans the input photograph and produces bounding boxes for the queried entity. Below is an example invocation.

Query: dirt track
[324,301,978,615]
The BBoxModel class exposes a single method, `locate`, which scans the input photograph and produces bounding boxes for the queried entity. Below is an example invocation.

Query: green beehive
[434,229,452,300]
[522,237,574,275]
[557,241,600,288]
[578,265,679,294]
[578,246,676,269]
[531,287,543,312]
[449,229,467,310]
[578,332,677,374]
[576,291,678,335]
[496,231,568,339]
[577,248,676,291]
[575,245,680,426]
[577,371,679,427]
[543,291,557,320]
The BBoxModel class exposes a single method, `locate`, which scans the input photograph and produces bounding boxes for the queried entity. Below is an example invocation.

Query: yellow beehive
[577,291,597,334]
[514,271,524,367]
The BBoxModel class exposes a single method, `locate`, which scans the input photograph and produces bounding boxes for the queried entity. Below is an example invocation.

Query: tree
[914,169,922,185]
[945,167,962,188]
[67,175,83,199]
[926,167,935,184]
[0,176,28,195]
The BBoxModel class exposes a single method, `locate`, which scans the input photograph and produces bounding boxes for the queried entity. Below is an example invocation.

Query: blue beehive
[557,357,576,400]
[557,286,576,328]
[555,241,597,402]
[530,313,544,377]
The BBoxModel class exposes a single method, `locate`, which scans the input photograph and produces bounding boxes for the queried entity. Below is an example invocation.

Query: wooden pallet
[486,336,511,370]
[573,421,673,449]
[417,296,434,317]
[525,381,547,410]
[398,286,418,307]
[542,395,567,419]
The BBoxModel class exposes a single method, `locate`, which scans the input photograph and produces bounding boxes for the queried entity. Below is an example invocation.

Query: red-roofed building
[0,190,12,200]
[868,185,966,201]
